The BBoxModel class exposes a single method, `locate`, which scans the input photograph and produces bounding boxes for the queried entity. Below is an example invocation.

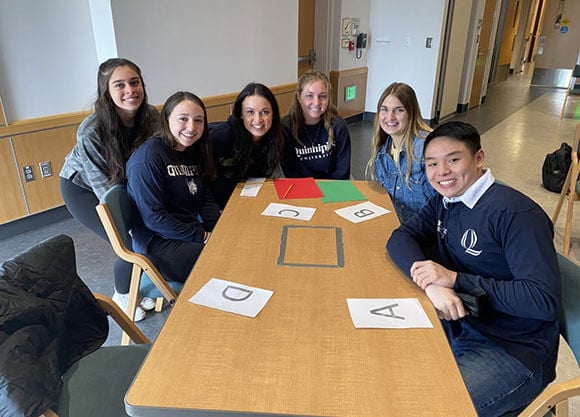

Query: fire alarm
[348,40,355,51]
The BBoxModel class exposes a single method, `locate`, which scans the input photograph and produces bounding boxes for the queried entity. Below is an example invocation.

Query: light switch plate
[39,161,52,178]
[23,165,35,182]
[342,18,352,36]
[341,38,350,48]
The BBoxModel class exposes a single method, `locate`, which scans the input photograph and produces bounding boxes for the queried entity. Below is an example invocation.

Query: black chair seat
[57,344,150,417]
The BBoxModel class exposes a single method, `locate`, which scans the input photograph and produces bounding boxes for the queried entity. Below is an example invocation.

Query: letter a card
[189,278,274,318]
[346,298,433,328]
[334,201,390,223]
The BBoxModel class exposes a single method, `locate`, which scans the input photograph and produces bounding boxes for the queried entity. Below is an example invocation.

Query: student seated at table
[127,91,220,283]
[282,70,351,179]
[366,82,436,222]
[386,121,561,417]
[209,82,284,209]
[60,58,159,320]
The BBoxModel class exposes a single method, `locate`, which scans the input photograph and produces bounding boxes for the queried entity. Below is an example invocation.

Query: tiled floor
[1,73,579,414]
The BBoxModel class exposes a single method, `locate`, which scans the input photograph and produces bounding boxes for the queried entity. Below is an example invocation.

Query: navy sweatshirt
[126,137,220,254]
[387,181,561,380]
[282,116,351,179]
[209,116,282,208]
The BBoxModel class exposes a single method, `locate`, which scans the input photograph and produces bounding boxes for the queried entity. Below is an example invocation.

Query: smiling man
[386,121,561,417]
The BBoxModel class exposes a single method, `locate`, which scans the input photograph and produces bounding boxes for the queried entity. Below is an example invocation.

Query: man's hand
[410,260,457,290]
[425,285,468,321]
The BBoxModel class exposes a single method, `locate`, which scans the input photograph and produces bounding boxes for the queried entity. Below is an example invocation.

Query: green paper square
[316,180,367,203]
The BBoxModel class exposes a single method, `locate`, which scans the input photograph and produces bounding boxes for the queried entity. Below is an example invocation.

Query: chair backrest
[574,124,580,156]
[99,184,133,244]
[96,183,178,305]
[558,253,580,366]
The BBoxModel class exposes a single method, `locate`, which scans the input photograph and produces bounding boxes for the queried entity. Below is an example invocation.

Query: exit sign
[345,85,356,102]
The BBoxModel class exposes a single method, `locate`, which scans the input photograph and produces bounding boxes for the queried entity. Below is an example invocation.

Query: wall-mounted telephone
[355,33,367,59]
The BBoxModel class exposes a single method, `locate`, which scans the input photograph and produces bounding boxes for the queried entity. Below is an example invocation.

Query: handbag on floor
[542,142,572,193]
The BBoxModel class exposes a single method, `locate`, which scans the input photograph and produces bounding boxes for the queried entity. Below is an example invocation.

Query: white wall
[0,0,98,121]
[365,0,447,119]
[110,0,297,106]
[438,0,472,119]
[314,0,333,74]
[88,0,118,63]
[0,0,298,121]
[458,0,485,106]
[337,0,370,70]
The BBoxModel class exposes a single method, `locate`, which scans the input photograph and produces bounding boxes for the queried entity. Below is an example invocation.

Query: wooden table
[126,180,477,417]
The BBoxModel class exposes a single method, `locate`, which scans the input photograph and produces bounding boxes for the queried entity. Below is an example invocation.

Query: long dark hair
[160,91,216,181]
[230,82,283,177]
[94,58,158,185]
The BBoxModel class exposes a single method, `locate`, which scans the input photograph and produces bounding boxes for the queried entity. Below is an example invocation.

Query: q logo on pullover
[461,229,482,256]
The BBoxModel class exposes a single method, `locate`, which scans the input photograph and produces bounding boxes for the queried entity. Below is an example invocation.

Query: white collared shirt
[442,169,495,209]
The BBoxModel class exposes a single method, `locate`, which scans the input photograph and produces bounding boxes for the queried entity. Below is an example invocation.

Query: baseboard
[456,103,469,113]
[0,206,71,240]
[345,113,364,123]
[363,111,375,122]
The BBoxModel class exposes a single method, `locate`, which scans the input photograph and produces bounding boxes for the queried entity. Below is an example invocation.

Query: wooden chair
[560,65,580,119]
[516,253,580,417]
[41,294,150,417]
[96,184,181,345]
[552,124,580,256]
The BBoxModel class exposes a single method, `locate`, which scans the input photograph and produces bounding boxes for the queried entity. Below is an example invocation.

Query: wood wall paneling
[0,83,298,224]
[329,67,368,118]
[276,91,295,116]
[0,138,27,222]
[11,126,77,214]
[206,104,232,123]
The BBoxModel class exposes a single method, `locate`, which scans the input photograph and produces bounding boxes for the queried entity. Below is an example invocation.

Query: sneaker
[112,291,146,322]
[139,296,156,311]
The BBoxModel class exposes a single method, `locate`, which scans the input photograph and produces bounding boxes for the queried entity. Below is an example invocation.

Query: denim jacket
[375,135,436,222]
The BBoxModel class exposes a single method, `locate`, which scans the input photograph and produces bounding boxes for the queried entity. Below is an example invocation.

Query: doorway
[298,0,316,78]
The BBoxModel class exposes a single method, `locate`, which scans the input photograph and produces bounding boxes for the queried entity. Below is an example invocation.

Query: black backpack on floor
[542,142,572,193]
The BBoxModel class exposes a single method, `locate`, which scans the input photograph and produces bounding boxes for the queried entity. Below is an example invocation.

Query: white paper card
[347,298,433,328]
[334,201,390,223]
[240,177,266,197]
[261,203,316,221]
[189,278,273,318]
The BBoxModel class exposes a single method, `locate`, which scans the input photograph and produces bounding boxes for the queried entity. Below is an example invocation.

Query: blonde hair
[365,82,431,186]
[285,70,338,151]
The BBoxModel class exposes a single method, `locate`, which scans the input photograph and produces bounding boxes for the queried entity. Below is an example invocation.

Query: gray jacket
[59,112,111,199]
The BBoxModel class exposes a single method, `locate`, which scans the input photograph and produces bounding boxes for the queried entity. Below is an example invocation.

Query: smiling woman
[208,82,284,209]
[58,58,159,321]
[126,91,220,285]
[282,70,351,180]
[366,82,435,223]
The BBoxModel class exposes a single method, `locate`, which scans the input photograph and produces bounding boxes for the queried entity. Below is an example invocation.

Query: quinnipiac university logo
[461,229,482,256]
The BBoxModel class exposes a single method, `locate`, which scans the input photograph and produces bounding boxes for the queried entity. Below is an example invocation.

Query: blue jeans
[443,321,546,417]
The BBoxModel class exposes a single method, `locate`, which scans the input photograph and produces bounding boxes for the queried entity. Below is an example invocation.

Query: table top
[126,180,476,417]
